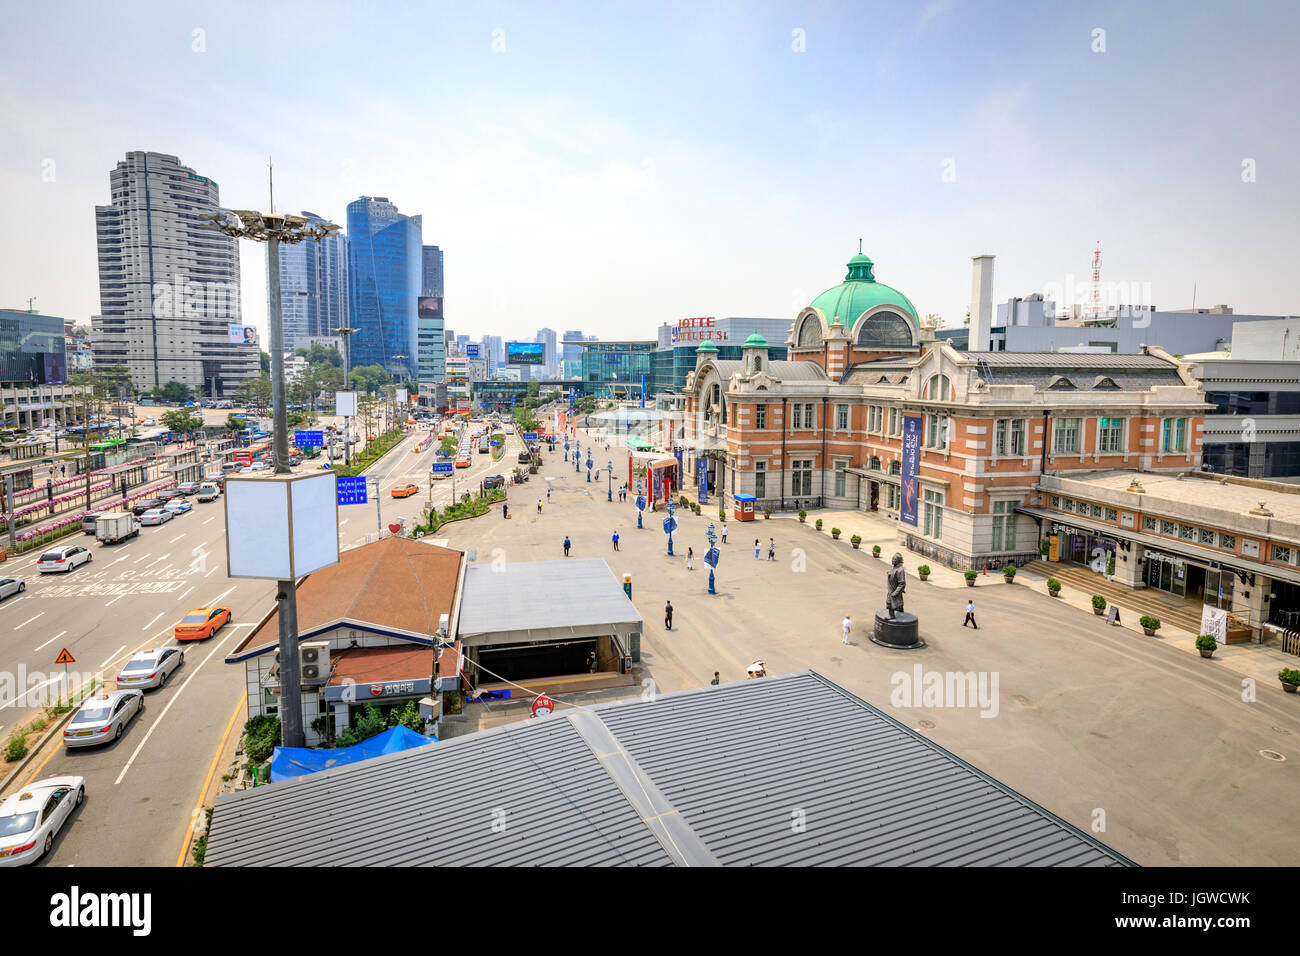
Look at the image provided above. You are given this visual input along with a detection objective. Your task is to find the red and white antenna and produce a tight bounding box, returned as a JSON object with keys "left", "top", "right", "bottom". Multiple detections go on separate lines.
{"left": 1088, "top": 241, "right": 1102, "bottom": 315}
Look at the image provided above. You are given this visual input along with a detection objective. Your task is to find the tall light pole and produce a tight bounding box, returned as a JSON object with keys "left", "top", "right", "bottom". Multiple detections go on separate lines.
{"left": 200, "top": 208, "right": 339, "bottom": 750}
{"left": 337, "top": 327, "right": 357, "bottom": 468}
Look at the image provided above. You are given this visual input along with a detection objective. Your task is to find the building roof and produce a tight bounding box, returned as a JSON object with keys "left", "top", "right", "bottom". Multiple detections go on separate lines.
{"left": 809, "top": 250, "right": 919, "bottom": 322}
{"left": 227, "top": 536, "right": 463, "bottom": 661}
{"left": 325, "top": 645, "right": 434, "bottom": 687}
{"left": 456, "top": 558, "right": 643, "bottom": 646}
{"left": 743, "top": 331, "right": 768, "bottom": 348}
{"left": 204, "top": 671, "right": 1133, "bottom": 867}
{"left": 1044, "top": 470, "right": 1300, "bottom": 527}
{"left": 706, "top": 359, "right": 828, "bottom": 383}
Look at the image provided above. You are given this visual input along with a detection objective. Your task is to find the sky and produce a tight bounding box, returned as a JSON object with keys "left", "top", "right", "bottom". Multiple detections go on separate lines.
{"left": 2, "top": 0, "right": 1298, "bottom": 343}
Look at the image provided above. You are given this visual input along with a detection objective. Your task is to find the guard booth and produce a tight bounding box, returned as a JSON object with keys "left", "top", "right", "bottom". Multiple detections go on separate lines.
{"left": 734, "top": 492, "right": 757, "bottom": 522}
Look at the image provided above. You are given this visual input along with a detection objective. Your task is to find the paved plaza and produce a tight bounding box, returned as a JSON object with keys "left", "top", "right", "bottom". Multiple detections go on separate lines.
{"left": 434, "top": 433, "right": 1300, "bottom": 867}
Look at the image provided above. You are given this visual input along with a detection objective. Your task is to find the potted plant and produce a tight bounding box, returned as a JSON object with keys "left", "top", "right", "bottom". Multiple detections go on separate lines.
{"left": 1280, "top": 668, "right": 1300, "bottom": 694}
{"left": 1196, "top": 634, "right": 1218, "bottom": 659}
{"left": 798, "top": 509, "right": 807, "bottom": 523}
{"left": 1105, "top": 554, "right": 1116, "bottom": 577}
{"left": 872, "top": 544, "right": 882, "bottom": 558}
{"left": 850, "top": 534, "right": 862, "bottom": 549}
{"left": 831, "top": 527, "right": 841, "bottom": 540}
{"left": 1002, "top": 564, "right": 1017, "bottom": 584}
{"left": 719, "top": 508, "right": 725, "bottom": 521}
{"left": 1047, "top": 578, "right": 1062, "bottom": 598}
{"left": 1039, "top": 539, "right": 1050, "bottom": 557}
{"left": 964, "top": 570, "right": 978, "bottom": 587}
{"left": 1139, "top": 615, "right": 1161, "bottom": 637}
{"left": 764, "top": 507, "right": 772, "bottom": 519}
{"left": 815, "top": 518, "right": 823, "bottom": 531}
{"left": 1091, "top": 595, "right": 1107, "bottom": 616}
{"left": 917, "top": 564, "right": 930, "bottom": 581}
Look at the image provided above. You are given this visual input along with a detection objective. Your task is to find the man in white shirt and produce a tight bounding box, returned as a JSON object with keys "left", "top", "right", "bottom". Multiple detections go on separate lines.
{"left": 842, "top": 615, "right": 852, "bottom": 645}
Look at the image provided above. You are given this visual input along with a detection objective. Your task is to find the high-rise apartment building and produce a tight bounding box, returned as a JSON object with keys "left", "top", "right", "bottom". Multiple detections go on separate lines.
{"left": 346, "top": 196, "right": 421, "bottom": 383}
{"left": 482, "top": 335, "right": 504, "bottom": 372}
{"left": 271, "top": 211, "right": 349, "bottom": 352}
{"left": 535, "top": 327, "right": 558, "bottom": 377}
{"left": 417, "top": 244, "right": 445, "bottom": 385}
{"left": 422, "top": 245, "right": 444, "bottom": 298}
{"left": 562, "top": 330, "right": 585, "bottom": 378}
{"left": 91, "top": 150, "right": 256, "bottom": 396}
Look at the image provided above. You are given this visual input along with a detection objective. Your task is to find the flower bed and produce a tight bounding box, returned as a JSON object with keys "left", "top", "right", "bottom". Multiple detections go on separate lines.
{"left": 3, "top": 481, "right": 115, "bottom": 523}
{"left": 8, "top": 479, "right": 176, "bottom": 551}
{"left": 8, "top": 457, "right": 149, "bottom": 502}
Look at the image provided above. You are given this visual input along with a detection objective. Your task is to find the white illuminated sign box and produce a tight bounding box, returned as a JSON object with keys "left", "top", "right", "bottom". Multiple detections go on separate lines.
{"left": 223, "top": 473, "right": 340, "bottom": 580}
{"left": 336, "top": 391, "right": 358, "bottom": 417}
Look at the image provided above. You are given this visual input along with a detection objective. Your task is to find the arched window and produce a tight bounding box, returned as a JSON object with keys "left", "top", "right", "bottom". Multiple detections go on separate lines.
{"left": 869, "top": 456, "right": 881, "bottom": 471}
{"left": 752, "top": 355, "right": 763, "bottom": 373}
{"left": 925, "top": 374, "right": 951, "bottom": 401}
{"left": 1092, "top": 376, "right": 1119, "bottom": 390}
{"left": 888, "top": 460, "right": 901, "bottom": 476}
{"left": 797, "top": 315, "right": 823, "bottom": 348}
{"left": 856, "top": 310, "right": 913, "bottom": 349}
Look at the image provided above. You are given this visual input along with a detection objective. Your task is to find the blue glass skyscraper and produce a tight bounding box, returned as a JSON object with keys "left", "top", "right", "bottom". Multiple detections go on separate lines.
{"left": 346, "top": 196, "right": 421, "bottom": 382}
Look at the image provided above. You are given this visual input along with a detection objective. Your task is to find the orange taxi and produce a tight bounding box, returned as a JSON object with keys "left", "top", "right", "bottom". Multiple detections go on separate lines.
{"left": 174, "top": 606, "right": 231, "bottom": 642}
{"left": 390, "top": 483, "right": 419, "bottom": 498}
{"left": 455, "top": 457, "right": 471, "bottom": 468}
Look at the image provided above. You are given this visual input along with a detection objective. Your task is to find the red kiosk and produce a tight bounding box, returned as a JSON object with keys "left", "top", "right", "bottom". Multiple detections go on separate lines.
{"left": 733, "top": 493, "right": 757, "bottom": 521}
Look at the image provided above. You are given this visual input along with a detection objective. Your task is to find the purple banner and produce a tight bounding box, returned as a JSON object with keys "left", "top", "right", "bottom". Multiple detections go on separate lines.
{"left": 697, "top": 457, "right": 708, "bottom": 505}
{"left": 900, "top": 414, "right": 921, "bottom": 527}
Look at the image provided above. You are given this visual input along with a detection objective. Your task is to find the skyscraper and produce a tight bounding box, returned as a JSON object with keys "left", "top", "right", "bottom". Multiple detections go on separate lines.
{"left": 347, "top": 196, "right": 421, "bottom": 383}
{"left": 271, "top": 211, "right": 349, "bottom": 352}
{"left": 91, "top": 150, "right": 255, "bottom": 396}
{"left": 535, "top": 327, "right": 558, "bottom": 377}
{"left": 417, "top": 244, "right": 445, "bottom": 385}
{"left": 562, "top": 330, "right": 585, "bottom": 378}
{"left": 482, "top": 335, "right": 504, "bottom": 372}
{"left": 422, "top": 245, "right": 444, "bottom": 298}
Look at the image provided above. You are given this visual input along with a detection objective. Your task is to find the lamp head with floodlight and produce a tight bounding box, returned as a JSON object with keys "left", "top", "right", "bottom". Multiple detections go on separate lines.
{"left": 199, "top": 207, "right": 339, "bottom": 245}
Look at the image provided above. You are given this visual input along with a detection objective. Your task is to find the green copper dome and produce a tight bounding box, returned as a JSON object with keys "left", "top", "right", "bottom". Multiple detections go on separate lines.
{"left": 809, "top": 250, "right": 918, "bottom": 324}
{"left": 742, "top": 331, "right": 767, "bottom": 348}
{"left": 696, "top": 339, "right": 719, "bottom": 353}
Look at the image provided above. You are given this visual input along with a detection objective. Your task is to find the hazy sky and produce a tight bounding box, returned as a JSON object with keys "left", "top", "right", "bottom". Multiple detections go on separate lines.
{"left": 2, "top": 0, "right": 1297, "bottom": 341}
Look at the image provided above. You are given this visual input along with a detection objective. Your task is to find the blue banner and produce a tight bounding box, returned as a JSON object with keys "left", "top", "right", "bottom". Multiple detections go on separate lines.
{"left": 900, "top": 414, "right": 922, "bottom": 527}
{"left": 430, "top": 462, "right": 453, "bottom": 474}
{"left": 697, "top": 457, "right": 708, "bottom": 505}
{"left": 523, "top": 432, "right": 538, "bottom": 440}
{"left": 294, "top": 430, "right": 324, "bottom": 448}
{"left": 674, "top": 447, "right": 683, "bottom": 481}
{"left": 336, "top": 476, "right": 368, "bottom": 505}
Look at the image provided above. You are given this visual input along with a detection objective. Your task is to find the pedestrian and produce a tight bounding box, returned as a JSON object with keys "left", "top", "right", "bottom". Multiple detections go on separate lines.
{"left": 546, "top": 487, "right": 551, "bottom": 501}
{"left": 537, "top": 499, "right": 542, "bottom": 513}
{"left": 767, "top": 538, "right": 775, "bottom": 561}
{"left": 721, "top": 523, "right": 728, "bottom": 544}
{"left": 710, "top": 671, "right": 720, "bottom": 685}
{"left": 612, "top": 530, "right": 620, "bottom": 551}
{"left": 503, "top": 503, "right": 510, "bottom": 519}
{"left": 842, "top": 615, "right": 853, "bottom": 645}
{"left": 963, "top": 599, "right": 978, "bottom": 629}
{"left": 754, "top": 538, "right": 760, "bottom": 559}
{"left": 563, "top": 536, "right": 571, "bottom": 556}
{"left": 664, "top": 600, "right": 673, "bottom": 630}
{"left": 587, "top": 650, "right": 598, "bottom": 673}
{"left": 686, "top": 546, "right": 694, "bottom": 570}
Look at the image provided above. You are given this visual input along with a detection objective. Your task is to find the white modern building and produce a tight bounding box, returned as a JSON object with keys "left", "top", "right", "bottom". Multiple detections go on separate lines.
{"left": 269, "top": 213, "right": 349, "bottom": 352}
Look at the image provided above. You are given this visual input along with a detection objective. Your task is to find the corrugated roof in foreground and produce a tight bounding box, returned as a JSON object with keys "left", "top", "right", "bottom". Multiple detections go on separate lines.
{"left": 205, "top": 671, "right": 1134, "bottom": 867}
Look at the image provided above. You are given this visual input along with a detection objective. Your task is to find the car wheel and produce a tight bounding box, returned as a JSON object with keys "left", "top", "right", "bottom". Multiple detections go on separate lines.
{"left": 114, "top": 724, "right": 123, "bottom": 740}
{"left": 75, "top": 786, "right": 84, "bottom": 807}
{"left": 42, "top": 833, "right": 53, "bottom": 858}
{"left": 18, "top": 582, "right": 24, "bottom": 592}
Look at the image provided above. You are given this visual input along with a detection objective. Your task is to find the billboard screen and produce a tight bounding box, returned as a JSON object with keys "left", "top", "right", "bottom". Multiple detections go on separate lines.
{"left": 899, "top": 414, "right": 922, "bottom": 527}
{"left": 507, "top": 342, "right": 544, "bottom": 365}
{"left": 417, "top": 296, "right": 441, "bottom": 319}
{"left": 229, "top": 324, "right": 258, "bottom": 345}
{"left": 465, "top": 344, "right": 480, "bottom": 358}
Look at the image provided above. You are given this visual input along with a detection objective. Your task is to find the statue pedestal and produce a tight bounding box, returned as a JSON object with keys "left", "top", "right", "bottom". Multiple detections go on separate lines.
{"left": 871, "top": 610, "right": 924, "bottom": 649}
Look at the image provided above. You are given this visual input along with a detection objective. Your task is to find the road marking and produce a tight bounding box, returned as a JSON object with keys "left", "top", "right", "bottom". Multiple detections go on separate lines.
{"left": 176, "top": 585, "right": 195, "bottom": 603}
{"left": 115, "top": 630, "right": 239, "bottom": 786}
{"left": 107, "top": 555, "right": 130, "bottom": 567}
{"left": 156, "top": 565, "right": 172, "bottom": 576}
{"left": 339, "top": 519, "right": 348, "bottom": 526}
{"left": 34, "top": 630, "right": 67, "bottom": 653}
{"left": 208, "top": 585, "right": 236, "bottom": 606}
{"left": 202, "top": 516, "right": 216, "bottom": 525}
{"left": 142, "top": 612, "right": 164, "bottom": 631}
{"left": 176, "top": 692, "right": 246, "bottom": 867}
{"left": 0, "top": 674, "right": 63, "bottom": 712}
{"left": 14, "top": 612, "right": 44, "bottom": 630}
{"left": 22, "top": 725, "right": 65, "bottom": 787}
{"left": 205, "top": 566, "right": 219, "bottom": 577}
{"left": 170, "top": 533, "right": 186, "bottom": 543}
{"left": 105, "top": 593, "right": 126, "bottom": 606}
{"left": 0, "top": 595, "right": 23, "bottom": 610}
{"left": 133, "top": 553, "right": 149, "bottom": 563}
{"left": 145, "top": 553, "right": 171, "bottom": 567}
{"left": 98, "top": 644, "right": 127, "bottom": 668}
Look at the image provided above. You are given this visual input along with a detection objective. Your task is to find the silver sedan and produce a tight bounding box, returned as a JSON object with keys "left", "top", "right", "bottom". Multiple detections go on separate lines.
{"left": 62, "top": 690, "right": 144, "bottom": 748}
{"left": 115, "top": 647, "right": 184, "bottom": 690}
{"left": 0, "top": 577, "right": 24, "bottom": 601}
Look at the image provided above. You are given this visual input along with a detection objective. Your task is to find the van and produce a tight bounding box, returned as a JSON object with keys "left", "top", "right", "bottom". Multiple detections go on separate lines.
{"left": 221, "top": 462, "right": 240, "bottom": 474}
{"left": 82, "top": 512, "right": 103, "bottom": 534}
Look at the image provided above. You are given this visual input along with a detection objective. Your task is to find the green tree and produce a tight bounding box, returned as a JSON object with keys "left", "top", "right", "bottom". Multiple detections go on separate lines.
{"left": 296, "top": 343, "right": 342, "bottom": 367}
{"left": 224, "top": 414, "right": 246, "bottom": 432}
{"left": 286, "top": 412, "right": 305, "bottom": 428}
{"left": 161, "top": 409, "right": 204, "bottom": 434}
{"left": 348, "top": 364, "right": 388, "bottom": 395}
{"left": 259, "top": 350, "right": 271, "bottom": 374}
{"left": 235, "top": 374, "right": 272, "bottom": 409}
{"left": 526, "top": 379, "right": 541, "bottom": 398}
{"left": 156, "top": 380, "right": 192, "bottom": 403}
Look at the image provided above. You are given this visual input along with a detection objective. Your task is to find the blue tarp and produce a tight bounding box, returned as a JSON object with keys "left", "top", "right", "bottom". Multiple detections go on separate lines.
{"left": 269, "top": 725, "right": 436, "bottom": 782}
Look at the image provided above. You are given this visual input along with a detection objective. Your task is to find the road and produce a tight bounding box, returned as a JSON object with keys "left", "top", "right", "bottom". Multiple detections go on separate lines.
{"left": 0, "top": 418, "right": 527, "bottom": 866}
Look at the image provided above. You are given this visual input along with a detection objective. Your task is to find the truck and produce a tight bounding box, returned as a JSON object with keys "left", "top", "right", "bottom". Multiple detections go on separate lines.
{"left": 95, "top": 511, "right": 141, "bottom": 545}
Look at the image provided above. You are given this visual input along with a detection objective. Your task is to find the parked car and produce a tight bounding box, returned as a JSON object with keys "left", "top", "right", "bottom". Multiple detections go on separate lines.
{"left": 36, "top": 545, "right": 92, "bottom": 574}
{"left": 62, "top": 690, "right": 144, "bottom": 749}
{"left": 176, "top": 481, "right": 201, "bottom": 495}
{"left": 131, "top": 498, "right": 164, "bottom": 516}
{"left": 164, "top": 498, "right": 193, "bottom": 515}
{"left": 0, "top": 576, "right": 25, "bottom": 601}
{"left": 139, "top": 508, "right": 173, "bottom": 526}
{"left": 174, "top": 606, "right": 231, "bottom": 642}
{"left": 196, "top": 482, "right": 221, "bottom": 502}
{"left": 483, "top": 475, "right": 505, "bottom": 490}
{"left": 115, "top": 647, "right": 185, "bottom": 690}
{"left": 0, "top": 776, "right": 85, "bottom": 866}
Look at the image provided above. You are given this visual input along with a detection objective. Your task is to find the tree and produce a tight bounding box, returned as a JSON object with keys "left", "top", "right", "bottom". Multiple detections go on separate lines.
{"left": 527, "top": 379, "right": 541, "bottom": 398}
{"left": 224, "top": 414, "right": 246, "bottom": 433}
{"left": 286, "top": 412, "right": 305, "bottom": 428}
{"left": 348, "top": 364, "right": 388, "bottom": 395}
{"left": 156, "top": 380, "right": 192, "bottom": 404}
{"left": 296, "top": 343, "right": 342, "bottom": 368}
{"left": 259, "top": 350, "right": 271, "bottom": 374}
{"left": 235, "top": 374, "right": 272, "bottom": 409}
{"left": 161, "top": 409, "right": 204, "bottom": 434}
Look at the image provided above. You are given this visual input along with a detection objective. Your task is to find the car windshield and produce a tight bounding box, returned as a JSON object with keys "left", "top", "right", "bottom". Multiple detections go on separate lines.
{"left": 0, "top": 812, "right": 37, "bottom": 837}
{"left": 180, "top": 614, "right": 206, "bottom": 623}
{"left": 121, "top": 659, "right": 156, "bottom": 673}
{"left": 75, "top": 706, "right": 111, "bottom": 722}
{"left": 39, "top": 551, "right": 65, "bottom": 561}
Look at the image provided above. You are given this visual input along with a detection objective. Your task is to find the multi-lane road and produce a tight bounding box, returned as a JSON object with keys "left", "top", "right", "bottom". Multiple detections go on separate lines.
{"left": 0, "top": 420, "right": 527, "bottom": 866}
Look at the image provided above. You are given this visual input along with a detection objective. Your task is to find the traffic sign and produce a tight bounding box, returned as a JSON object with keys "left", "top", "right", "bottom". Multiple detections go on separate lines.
{"left": 294, "top": 430, "right": 324, "bottom": 448}
{"left": 705, "top": 547, "right": 720, "bottom": 568}
{"left": 336, "top": 476, "right": 368, "bottom": 505}
{"left": 55, "top": 648, "right": 76, "bottom": 664}
{"left": 635, "top": 495, "right": 646, "bottom": 511}
{"left": 531, "top": 693, "right": 555, "bottom": 718}
{"left": 662, "top": 516, "right": 678, "bottom": 534}
{"left": 523, "top": 432, "right": 538, "bottom": 440}
{"left": 430, "top": 462, "right": 454, "bottom": 474}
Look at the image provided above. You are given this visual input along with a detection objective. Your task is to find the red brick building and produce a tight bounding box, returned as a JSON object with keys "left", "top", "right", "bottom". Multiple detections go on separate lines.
{"left": 682, "top": 250, "right": 1210, "bottom": 569}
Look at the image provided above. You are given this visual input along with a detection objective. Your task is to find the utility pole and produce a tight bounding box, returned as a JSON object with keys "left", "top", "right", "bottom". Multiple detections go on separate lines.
{"left": 338, "top": 327, "right": 356, "bottom": 469}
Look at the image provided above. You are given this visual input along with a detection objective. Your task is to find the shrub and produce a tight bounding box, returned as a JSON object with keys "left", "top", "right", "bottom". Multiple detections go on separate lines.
{"left": 1106, "top": 554, "right": 1116, "bottom": 575}
{"left": 831, "top": 527, "right": 841, "bottom": 536}
{"left": 764, "top": 507, "right": 772, "bottom": 517}
{"left": 4, "top": 735, "right": 27, "bottom": 763}
{"left": 1139, "top": 615, "right": 1161, "bottom": 631}
{"left": 850, "top": 534, "right": 862, "bottom": 545}
{"left": 242, "top": 715, "right": 281, "bottom": 765}
{"left": 964, "top": 570, "right": 978, "bottom": 581}
{"left": 1196, "top": 634, "right": 1218, "bottom": 651}
{"left": 872, "top": 544, "right": 881, "bottom": 555}
{"left": 918, "top": 564, "right": 931, "bottom": 575}
{"left": 815, "top": 518, "right": 823, "bottom": 529}
{"left": 1279, "top": 668, "right": 1300, "bottom": 686}
{"left": 1046, "top": 578, "right": 1062, "bottom": 592}
{"left": 1001, "top": 564, "right": 1017, "bottom": 577}
{"left": 1091, "top": 594, "right": 1107, "bottom": 610}
{"left": 1039, "top": 539, "right": 1050, "bottom": 555}
{"left": 798, "top": 509, "right": 807, "bottom": 518}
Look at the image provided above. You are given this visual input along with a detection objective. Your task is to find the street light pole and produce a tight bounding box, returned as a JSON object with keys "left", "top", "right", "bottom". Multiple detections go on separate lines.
{"left": 338, "top": 327, "right": 356, "bottom": 469}
{"left": 607, "top": 459, "right": 612, "bottom": 502}
{"left": 267, "top": 234, "right": 291, "bottom": 474}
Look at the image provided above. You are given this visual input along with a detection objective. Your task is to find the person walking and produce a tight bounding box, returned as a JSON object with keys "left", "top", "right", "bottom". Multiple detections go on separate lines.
{"left": 710, "top": 671, "right": 720, "bottom": 686}
{"left": 721, "top": 523, "right": 728, "bottom": 544}
{"left": 587, "top": 650, "right": 598, "bottom": 673}
{"left": 537, "top": 499, "right": 542, "bottom": 514}
{"left": 754, "top": 538, "right": 761, "bottom": 559}
{"left": 612, "top": 530, "right": 620, "bottom": 552}
{"left": 546, "top": 487, "right": 551, "bottom": 502}
{"left": 842, "top": 615, "right": 853, "bottom": 645}
{"left": 686, "top": 546, "right": 694, "bottom": 570}
{"left": 664, "top": 600, "right": 673, "bottom": 631}
{"left": 767, "top": 538, "right": 776, "bottom": 561}
{"left": 963, "top": 599, "right": 978, "bottom": 629}
{"left": 563, "top": 536, "right": 571, "bottom": 557}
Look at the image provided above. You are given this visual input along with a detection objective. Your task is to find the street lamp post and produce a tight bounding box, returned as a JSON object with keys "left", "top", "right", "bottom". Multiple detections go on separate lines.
{"left": 705, "top": 522, "right": 718, "bottom": 595}
{"left": 636, "top": 473, "right": 644, "bottom": 529}
{"left": 200, "top": 207, "right": 340, "bottom": 751}
{"left": 337, "top": 327, "right": 357, "bottom": 469}
{"left": 665, "top": 495, "right": 677, "bottom": 556}
{"left": 607, "top": 459, "right": 613, "bottom": 502}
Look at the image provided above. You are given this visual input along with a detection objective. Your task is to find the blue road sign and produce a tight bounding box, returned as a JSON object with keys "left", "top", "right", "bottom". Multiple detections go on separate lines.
{"left": 523, "top": 432, "right": 538, "bottom": 440}
{"left": 635, "top": 495, "right": 646, "bottom": 511}
{"left": 430, "top": 462, "right": 454, "bottom": 474}
{"left": 662, "top": 516, "right": 678, "bottom": 534}
{"left": 336, "top": 476, "right": 368, "bottom": 505}
{"left": 294, "top": 430, "right": 325, "bottom": 447}
{"left": 705, "top": 547, "right": 720, "bottom": 568}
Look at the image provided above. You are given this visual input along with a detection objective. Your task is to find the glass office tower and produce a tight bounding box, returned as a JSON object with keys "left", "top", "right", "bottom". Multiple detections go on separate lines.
{"left": 346, "top": 197, "right": 422, "bottom": 382}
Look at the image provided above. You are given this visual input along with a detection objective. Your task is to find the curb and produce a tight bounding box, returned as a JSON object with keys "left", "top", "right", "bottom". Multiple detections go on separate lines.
{"left": 0, "top": 705, "right": 79, "bottom": 795}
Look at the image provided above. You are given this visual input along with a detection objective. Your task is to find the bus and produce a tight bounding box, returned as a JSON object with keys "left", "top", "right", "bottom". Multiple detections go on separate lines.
{"left": 230, "top": 441, "right": 270, "bottom": 467}
{"left": 90, "top": 438, "right": 128, "bottom": 453}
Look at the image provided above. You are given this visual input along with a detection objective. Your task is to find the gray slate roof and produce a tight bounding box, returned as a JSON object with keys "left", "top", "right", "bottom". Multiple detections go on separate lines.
{"left": 707, "top": 359, "right": 829, "bottom": 382}
{"left": 205, "top": 672, "right": 1132, "bottom": 867}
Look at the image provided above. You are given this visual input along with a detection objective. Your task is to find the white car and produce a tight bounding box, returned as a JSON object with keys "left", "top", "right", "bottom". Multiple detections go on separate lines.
{"left": 164, "top": 499, "right": 193, "bottom": 515}
{"left": 62, "top": 690, "right": 144, "bottom": 749}
{"left": 139, "top": 507, "right": 173, "bottom": 526}
{"left": 0, "top": 776, "right": 85, "bottom": 866}
{"left": 0, "top": 576, "right": 24, "bottom": 601}
{"left": 115, "top": 647, "right": 184, "bottom": 690}
{"left": 36, "top": 545, "right": 92, "bottom": 573}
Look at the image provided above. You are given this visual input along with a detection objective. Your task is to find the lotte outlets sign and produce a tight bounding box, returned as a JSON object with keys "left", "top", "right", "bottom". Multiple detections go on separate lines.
{"left": 671, "top": 317, "right": 727, "bottom": 343}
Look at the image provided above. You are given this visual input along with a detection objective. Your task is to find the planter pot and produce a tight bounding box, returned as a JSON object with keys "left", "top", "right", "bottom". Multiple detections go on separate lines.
{"left": 1049, "top": 590, "right": 1062, "bottom": 598}
{"left": 1142, "top": 627, "right": 1157, "bottom": 637}
{"left": 872, "top": 552, "right": 882, "bottom": 559}
{"left": 1283, "top": 681, "right": 1299, "bottom": 694}
{"left": 965, "top": 579, "right": 975, "bottom": 588}
{"left": 918, "top": 573, "right": 929, "bottom": 582}
{"left": 1093, "top": 607, "right": 1104, "bottom": 616}
{"left": 831, "top": 533, "right": 840, "bottom": 540}
{"left": 1003, "top": 575, "right": 1015, "bottom": 584}
{"left": 799, "top": 516, "right": 806, "bottom": 523}
{"left": 1199, "top": 649, "right": 1215, "bottom": 659}
{"left": 851, "top": 542, "right": 860, "bottom": 549}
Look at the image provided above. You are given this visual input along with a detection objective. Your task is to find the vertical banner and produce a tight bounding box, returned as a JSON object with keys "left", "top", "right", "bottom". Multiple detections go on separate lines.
{"left": 652, "top": 466, "right": 662, "bottom": 501}
{"left": 697, "top": 457, "right": 708, "bottom": 505}
{"left": 900, "top": 414, "right": 922, "bottom": 527}
{"left": 674, "top": 447, "right": 684, "bottom": 489}
{"left": 628, "top": 454, "right": 633, "bottom": 490}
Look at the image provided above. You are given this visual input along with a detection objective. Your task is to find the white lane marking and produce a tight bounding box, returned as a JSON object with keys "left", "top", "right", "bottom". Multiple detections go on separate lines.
{"left": 14, "top": 612, "right": 44, "bottom": 630}
{"left": 156, "top": 565, "right": 172, "bottom": 576}
{"left": 107, "top": 555, "right": 130, "bottom": 567}
{"left": 105, "top": 593, "right": 128, "bottom": 606}
{"left": 170, "top": 533, "right": 186, "bottom": 543}
{"left": 34, "top": 630, "right": 67, "bottom": 653}
{"left": 114, "top": 629, "right": 240, "bottom": 786}
{"left": 98, "top": 644, "right": 127, "bottom": 668}
{"left": 132, "top": 553, "right": 149, "bottom": 563}
{"left": 175, "top": 585, "right": 195, "bottom": 603}
{"left": 205, "top": 566, "right": 219, "bottom": 577}
{"left": 0, "top": 674, "right": 64, "bottom": 711}
{"left": 0, "top": 595, "right": 23, "bottom": 610}
{"left": 339, "top": 519, "right": 348, "bottom": 526}
{"left": 202, "top": 516, "right": 216, "bottom": 525}
{"left": 141, "top": 612, "right": 164, "bottom": 631}
{"left": 208, "top": 585, "right": 236, "bottom": 606}
{"left": 145, "top": 553, "right": 171, "bottom": 567}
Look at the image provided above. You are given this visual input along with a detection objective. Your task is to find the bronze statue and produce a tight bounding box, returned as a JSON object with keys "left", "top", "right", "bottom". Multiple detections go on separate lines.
{"left": 886, "top": 552, "right": 906, "bottom": 618}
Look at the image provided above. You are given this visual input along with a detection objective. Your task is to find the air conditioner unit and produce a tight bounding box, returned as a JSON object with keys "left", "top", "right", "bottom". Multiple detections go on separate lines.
{"left": 299, "top": 641, "right": 330, "bottom": 684}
